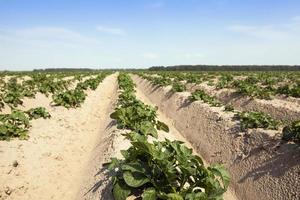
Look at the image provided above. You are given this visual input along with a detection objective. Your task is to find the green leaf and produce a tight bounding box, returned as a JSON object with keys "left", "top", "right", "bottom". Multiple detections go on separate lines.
{"left": 110, "top": 110, "right": 120, "bottom": 119}
{"left": 106, "top": 157, "right": 120, "bottom": 171}
{"left": 123, "top": 171, "right": 149, "bottom": 188}
{"left": 208, "top": 164, "right": 230, "bottom": 189}
{"left": 139, "top": 121, "right": 158, "bottom": 138}
{"left": 142, "top": 188, "right": 157, "bottom": 200}
{"left": 156, "top": 120, "right": 169, "bottom": 132}
{"left": 113, "top": 181, "right": 131, "bottom": 200}
{"left": 121, "top": 162, "right": 147, "bottom": 173}
{"left": 166, "top": 193, "right": 184, "bottom": 200}
{"left": 185, "top": 192, "right": 207, "bottom": 200}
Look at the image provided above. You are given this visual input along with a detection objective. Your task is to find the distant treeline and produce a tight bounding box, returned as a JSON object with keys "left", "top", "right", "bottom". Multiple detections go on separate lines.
{"left": 33, "top": 68, "right": 143, "bottom": 72}
{"left": 149, "top": 65, "right": 300, "bottom": 71}
{"left": 33, "top": 68, "right": 96, "bottom": 72}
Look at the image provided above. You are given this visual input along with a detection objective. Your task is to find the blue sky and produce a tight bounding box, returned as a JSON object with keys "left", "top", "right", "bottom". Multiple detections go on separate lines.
{"left": 0, "top": 0, "right": 300, "bottom": 70}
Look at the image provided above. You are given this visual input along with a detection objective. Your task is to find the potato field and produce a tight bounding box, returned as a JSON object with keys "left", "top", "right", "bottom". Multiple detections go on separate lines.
{"left": 0, "top": 71, "right": 299, "bottom": 200}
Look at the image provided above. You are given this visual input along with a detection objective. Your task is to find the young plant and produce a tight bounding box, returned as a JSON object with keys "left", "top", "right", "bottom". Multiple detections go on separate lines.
{"left": 189, "top": 89, "right": 221, "bottom": 107}
{"left": 111, "top": 73, "right": 169, "bottom": 138}
{"left": 110, "top": 99, "right": 168, "bottom": 138}
{"left": 108, "top": 134, "right": 230, "bottom": 200}
{"left": 216, "top": 74, "right": 233, "bottom": 89}
{"left": 52, "top": 88, "right": 86, "bottom": 108}
{"left": 233, "top": 80, "right": 273, "bottom": 100}
{"left": 3, "top": 89, "right": 23, "bottom": 108}
{"left": 108, "top": 73, "right": 230, "bottom": 200}
{"left": 282, "top": 120, "right": 300, "bottom": 144}
{"left": 235, "top": 111, "right": 279, "bottom": 130}
{"left": 172, "top": 81, "right": 186, "bottom": 92}
{"left": 0, "top": 110, "right": 30, "bottom": 140}
{"left": 25, "top": 107, "right": 51, "bottom": 120}
{"left": 277, "top": 84, "right": 300, "bottom": 98}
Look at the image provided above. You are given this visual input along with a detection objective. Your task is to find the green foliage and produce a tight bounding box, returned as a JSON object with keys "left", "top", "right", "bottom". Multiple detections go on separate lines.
{"left": 277, "top": 84, "right": 300, "bottom": 98}
{"left": 3, "top": 90, "right": 23, "bottom": 107}
{"left": 52, "top": 88, "right": 86, "bottom": 108}
{"left": 216, "top": 74, "right": 233, "bottom": 89}
{"left": 108, "top": 135, "right": 230, "bottom": 200}
{"left": 282, "top": 120, "right": 300, "bottom": 144}
{"left": 233, "top": 80, "right": 274, "bottom": 100}
{"left": 22, "top": 79, "right": 37, "bottom": 98}
{"left": 2, "top": 78, "right": 24, "bottom": 107}
{"left": 235, "top": 111, "right": 279, "bottom": 130}
{"left": 144, "top": 76, "right": 172, "bottom": 87}
{"left": 76, "top": 74, "right": 105, "bottom": 91}
{"left": 0, "top": 72, "right": 110, "bottom": 140}
{"left": 110, "top": 100, "right": 164, "bottom": 138}
{"left": 25, "top": 107, "right": 51, "bottom": 120}
{"left": 108, "top": 73, "right": 229, "bottom": 200}
{"left": 118, "top": 74, "right": 136, "bottom": 91}
{"left": 0, "top": 107, "right": 51, "bottom": 140}
{"left": 189, "top": 89, "right": 221, "bottom": 107}
{"left": 172, "top": 82, "right": 186, "bottom": 92}
{"left": 37, "top": 78, "right": 69, "bottom": 96}
{"left": 0, "top": 110, "right": 30, "bottom": 140}
{"left": 111, "top": 73, "right": 169, "bottom": 138}
{"left": 137, "top": 71, "right": 300, "bottom": 99}
{"left": 0, "top": 71, "right": 110, "bottom": 109}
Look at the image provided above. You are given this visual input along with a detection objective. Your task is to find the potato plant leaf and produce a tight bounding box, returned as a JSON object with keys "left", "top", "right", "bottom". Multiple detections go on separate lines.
{"left": 142, "top": 188, "right": 157, "bottom": 200}
{"left": 123, "top": 171, "right": 150, "bottom": 188}
{"left": 156, "top": 120, "right": 169, "bottom": 132}
{"left": 113, "top": 181, "right": 131, "bottom": 200}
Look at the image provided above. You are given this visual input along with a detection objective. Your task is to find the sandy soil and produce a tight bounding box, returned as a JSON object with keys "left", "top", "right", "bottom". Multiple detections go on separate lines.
{"left": 185, "top": 82, "right": 300, "bottom": 122}
{"left": 133, "top": 80, "right": 238, "bottom": 200}
{"left": 133, "top": 75, "right": 300, "bottom": 200}
{"left": 2, "top": 72, "right": 296, "bottom": 200}
{"left": 0, "top": 74, "right": 118, "bottom": 200}
{"left": 77, "top": 76, "right": 238, "bottom": 200}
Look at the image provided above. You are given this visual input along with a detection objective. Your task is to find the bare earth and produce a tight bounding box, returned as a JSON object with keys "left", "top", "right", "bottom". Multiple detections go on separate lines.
{"left": 0, "top": 74, "right": 118, "bottom": 200}
{"left": 133, "top": 81, "right": 238, "bottom": 200}
{"left": 0, "top": 73, "right": 239, "bottom": 200}
{"left": 3, "top": 72, "right": 297, "bottom": 200}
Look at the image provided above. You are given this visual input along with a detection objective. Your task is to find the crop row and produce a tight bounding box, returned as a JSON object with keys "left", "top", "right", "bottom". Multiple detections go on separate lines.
{"left": 106, "top": 73, "right": 230, "bottom": 200}
{"left": 0, "top": 72, "right": 111, "bottom": 109}
{"left": 140, "top": 71, "right": 300, "bottom": 99}
{"left": 0, "top": 72, "right": 111, "bottom": 140}
{"left": 137, "top": 72, "right": 300, "bottom": 145}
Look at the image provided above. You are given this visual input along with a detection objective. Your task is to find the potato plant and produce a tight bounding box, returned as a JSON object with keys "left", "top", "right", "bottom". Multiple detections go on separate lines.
{"left": 108, "top": 73, "right": 230, "bottom": 200}
{"left": 235, "top": 111, "right": 279, "bottom": 130}
{"left": 0, "top": 110, "right": 30, "bottom": 140}
{"left": 52, "top": 88, "right": 86, "bottom": 108}
{"left": 171, "top": 81, "right": 186, "bottom": 92}
{"left": 139, "top": 71, "right": 300, "bottom": 99}
{"left": 189, "top": 89, "right": 221, "bottom": 107}
{"left": 109, "top": 134, "right": 229, "bottom": 200}
{"left": 25, "top": 107, "right": 51, "bottom": 120}
{"left": 282, "top": 120, "right": 300, "bottom": 144}
{"left": 0, "top": 107, "right": 51, "bottom": 140}
{"left": 0, "top": 71, "right": 111, "bottom": 140}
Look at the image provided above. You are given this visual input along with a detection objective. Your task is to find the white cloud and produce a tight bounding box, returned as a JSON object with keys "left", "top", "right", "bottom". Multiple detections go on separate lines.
{"left": 0, "top": 26, "right": 98, "bottom": 46}
{"left": 291, "top": 16, "right": 300, "bottom": 22}
{"left": 227, "top": 16, "right": 300, "bottom": 40}
{"left": 228, "top": 25, "right": 288, "bottom": 40}
{"left": 142, "top": 53, "right": 158, "bottom": 59}
{"left": 96, "top": 25, "right": 126, "bottom": 36}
